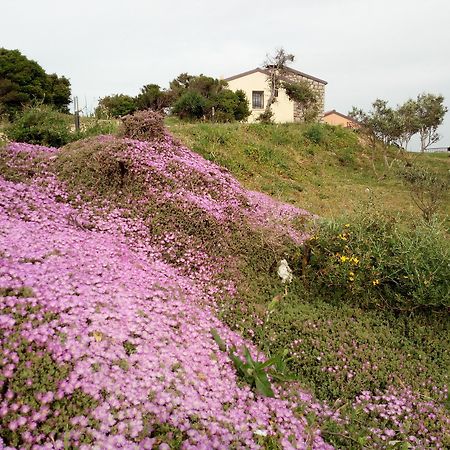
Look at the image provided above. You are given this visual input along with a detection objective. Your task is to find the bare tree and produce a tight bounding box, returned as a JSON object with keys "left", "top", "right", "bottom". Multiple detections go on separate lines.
{"left": 259, "top": 48, "right": 295, "bottom": 123}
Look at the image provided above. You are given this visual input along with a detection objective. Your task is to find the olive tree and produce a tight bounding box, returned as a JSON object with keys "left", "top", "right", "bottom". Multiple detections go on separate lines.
{"left": 415, "top": 93, "right": 447, "bottom": 152}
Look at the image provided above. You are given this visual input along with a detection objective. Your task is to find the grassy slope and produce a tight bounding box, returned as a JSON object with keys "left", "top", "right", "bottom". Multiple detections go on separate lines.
{"left": 168, "top": 119, "right": 449, "bottom": 221}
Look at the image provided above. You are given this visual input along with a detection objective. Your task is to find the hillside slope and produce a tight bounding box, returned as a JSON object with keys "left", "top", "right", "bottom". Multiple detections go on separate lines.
{"left": 0, "top": 137, "right": 334, "bottom": 449}
{"left": 168, "top": 121, "right": 450, "bottom": 220}
{"left": 0, "top": 126, "right": 448, "bottom": 449}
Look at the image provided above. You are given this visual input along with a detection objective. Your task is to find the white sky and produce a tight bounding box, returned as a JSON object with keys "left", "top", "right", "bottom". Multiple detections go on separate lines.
{"left": 1, "top": 0, "right": 449, "bottom": 149}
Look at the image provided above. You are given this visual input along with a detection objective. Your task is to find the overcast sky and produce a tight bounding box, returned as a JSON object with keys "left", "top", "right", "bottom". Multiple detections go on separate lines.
{"left": 2, "top": 0, "right": 449, "bottom": 149}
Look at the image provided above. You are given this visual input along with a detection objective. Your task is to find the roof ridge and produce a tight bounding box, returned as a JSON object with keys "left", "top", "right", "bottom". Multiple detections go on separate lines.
{"left": 225, "top": 66, "right": 327, "bottom": 85}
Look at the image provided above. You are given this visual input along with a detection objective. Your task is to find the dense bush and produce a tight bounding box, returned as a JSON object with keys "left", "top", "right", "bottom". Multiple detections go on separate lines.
{"left": 0, "top": 48, "right": 71, "bottom": 118}
{"left": 211, "top": 89, "right": 250, "bottom": 123}
{"left": 303, "top": 122, "right": 325, "bottom": 144}
{"left": 135, "top": 84, "right": 170, "bottom": 111}
{"left": 232, "top": 90, "right": 251, "bottom": 122}
{"left": 5, "top": 105, "right": 71, "bottom": 147}
{"left": 169, "top": 73, "right": 250, "bottom": 122}
{"left": 301, "top": 205, "right": 450, "bottom": 311}
{"left": 120, "top": 109, "right": 165, "bottom": 141}
{"left": 171, "top": 91, "right": 207, "bottom": 120}
{"left": 95, "top": 94, "right": 137, "bottom": 118}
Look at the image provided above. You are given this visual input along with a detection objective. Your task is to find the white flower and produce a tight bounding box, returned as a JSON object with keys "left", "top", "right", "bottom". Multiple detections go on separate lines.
{"left": 254, "top": 429, "right": 268, "bottom": 437}
{"left": 277, "top": 259, "right": 293, "bottom": 284}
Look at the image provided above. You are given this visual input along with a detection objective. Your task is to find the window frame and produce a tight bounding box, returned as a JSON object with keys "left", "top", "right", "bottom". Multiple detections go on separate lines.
{"left": 252, "top": 91, "right": 264, "bottom": 109}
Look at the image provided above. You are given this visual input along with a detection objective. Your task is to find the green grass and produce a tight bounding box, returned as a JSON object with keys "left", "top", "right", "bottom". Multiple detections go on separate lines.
{"left": 168, "top": 119, "right": 449, "bottom": 222}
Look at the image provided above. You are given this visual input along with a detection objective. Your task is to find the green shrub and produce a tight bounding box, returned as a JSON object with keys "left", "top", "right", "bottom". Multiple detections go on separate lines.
{"left": 95, "top": 94, "right": 137, "bottom": 118}
{"left": 5, "top": 105, "right": 71, "bottom": 147}
{"left": 172, "top": 91, "right": 207, "bottom": 120}
{"left": 78, "top": 119, "right": 120, "bottom": 138}
{"left": 283, "top": 80, "right": 318, "bottom": 122}
{"left": 397, "top": 162, "right": 449, "bottom": 222}
{"left": 256, "top": 109, "right": 274, "bottom": 124}
{"left": 208, "top": 90, "right": 251, "bottom": 123}
{"left": 303, "top": 123, "right": 325, "bottom": 144}
{"left": 120, "top": 109, "right": 165, "bottom": 141}
{"left": 233, "top": 90, "right": 251, "bottom": 122}
{"left": 302, "top": 206, "right": 450, "bottom": 312}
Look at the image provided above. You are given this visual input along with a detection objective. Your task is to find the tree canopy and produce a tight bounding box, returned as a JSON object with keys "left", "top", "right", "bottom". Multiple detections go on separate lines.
{"left": 97, "top": 73, "right": 249, "bottom": 123}
{"left": 349, "top": 94, "right": 447, "bottom": 152}
{"left": 136, "top": 84, "right": 170, "bottom": 111}
{"left": 95, "top": 94, "right": 137, "bottom": 118}
{"left": 0, "top": 48, "right": 72, "bottom": 117}
{"left": 169, "top": 73, "right": 250, "bottom": 122}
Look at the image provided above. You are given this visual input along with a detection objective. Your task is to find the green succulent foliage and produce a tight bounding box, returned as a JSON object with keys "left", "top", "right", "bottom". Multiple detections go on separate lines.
{"left": 211, "top": 328, "right": 294, "bottom": 397}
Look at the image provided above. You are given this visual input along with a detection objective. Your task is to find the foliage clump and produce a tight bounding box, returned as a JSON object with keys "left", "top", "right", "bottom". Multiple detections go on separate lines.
{"left": 120, "top": 109, "right": 165, "bottom": 141}
{"left": 350, "top": 93, "right": 447, "bottom": 151}
{"left": 283, "top": 80, "right": 318, "bottom": 122}
{"left": 170, "top": 73, "right": 250, "bottom": 122}
{"left": 301, "top": 205, "right": 450, "bottom": 312}
{"left": 172, "top": 91, "right": 208, "bottom": 120}
{"left": 5, "top": 105, "right": 71, "bottom": 147}
{"left": 397, "top": 161, "right": 449, "bottom": 222}
{"left": 0, "top": 48, "right": 71, "bottom": 118}
{"left": 95, "top": 94, "right": 137, "bottom": 118}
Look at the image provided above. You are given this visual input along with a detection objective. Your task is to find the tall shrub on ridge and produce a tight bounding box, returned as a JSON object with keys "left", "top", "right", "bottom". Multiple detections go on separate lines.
{"left": 5, "top": 105, "right": 71, "bottom": 147}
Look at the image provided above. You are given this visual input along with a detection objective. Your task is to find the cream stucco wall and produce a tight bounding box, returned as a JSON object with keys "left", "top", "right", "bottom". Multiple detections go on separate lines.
{"left": 322, "top": 112, "right": 359, "bottom": 129}
{"left": 226, "top": 71, "right": 294, "bottom": 123}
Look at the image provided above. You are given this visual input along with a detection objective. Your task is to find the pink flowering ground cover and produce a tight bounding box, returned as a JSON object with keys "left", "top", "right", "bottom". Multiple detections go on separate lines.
{"left": 0, "top": 140, "right": 332, "bottom": 449}
{"left": 1, "top": 134, "right": 448, "bottom": 449}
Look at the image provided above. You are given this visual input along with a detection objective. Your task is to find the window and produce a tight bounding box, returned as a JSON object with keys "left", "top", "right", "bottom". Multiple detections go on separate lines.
{"left": 252, "top": 91, "right": 264, "bottom": 109}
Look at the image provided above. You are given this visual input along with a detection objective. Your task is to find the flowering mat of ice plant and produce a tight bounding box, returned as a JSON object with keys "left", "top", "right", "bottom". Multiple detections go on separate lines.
{"left": 0, "top": 138, "right": 335, "bottom": 449}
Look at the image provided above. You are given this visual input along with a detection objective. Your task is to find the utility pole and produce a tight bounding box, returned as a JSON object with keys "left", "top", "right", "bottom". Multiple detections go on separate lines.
{"left": 73, "top": 96, "right": 80, "bottom": 132}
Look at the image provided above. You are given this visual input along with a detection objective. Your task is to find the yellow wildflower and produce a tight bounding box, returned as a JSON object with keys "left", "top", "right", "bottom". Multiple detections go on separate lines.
{"left": 372, "top": 279, "right": 380, "bottom": 286}
{"left": 350, "top": 256, "right": 359, "bottom": 265}
{"left": 344, "top": 224, "right": 350, "bottom": 228}
{"left": 339, "top": 255, "right": 349, "bottom": 263}
{"left": 92, "top": 331, "right": 103, "bottom": 342}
